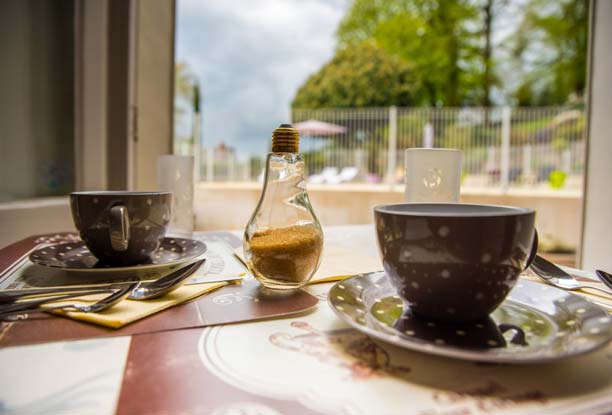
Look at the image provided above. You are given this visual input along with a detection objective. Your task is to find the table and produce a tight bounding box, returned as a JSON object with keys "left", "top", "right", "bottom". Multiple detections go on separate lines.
{"left": 1, "top": 225, "right": 612, "bottom": 415}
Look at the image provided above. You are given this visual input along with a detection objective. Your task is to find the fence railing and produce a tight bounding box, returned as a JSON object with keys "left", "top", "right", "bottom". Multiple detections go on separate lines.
{"left": 183, "top": 106, "right": 585, "bottom": 192}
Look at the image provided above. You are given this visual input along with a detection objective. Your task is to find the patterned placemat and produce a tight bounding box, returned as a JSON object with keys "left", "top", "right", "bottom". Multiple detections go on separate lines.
{"left": 114, "top": 282, "right": 612, "bottom": 415}
{"left": 0, "top": 232, "right": 318, "bottom": 347}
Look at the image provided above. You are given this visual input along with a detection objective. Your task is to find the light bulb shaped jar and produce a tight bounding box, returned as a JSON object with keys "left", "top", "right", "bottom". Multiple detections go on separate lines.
{"left": 243, "top": 124, "right": 324, "bottom": 289}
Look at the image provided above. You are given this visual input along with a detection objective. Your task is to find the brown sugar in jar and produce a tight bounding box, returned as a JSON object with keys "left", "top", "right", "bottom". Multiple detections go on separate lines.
{"left": 246, "top": 225, "right": 323, "bottom": 289}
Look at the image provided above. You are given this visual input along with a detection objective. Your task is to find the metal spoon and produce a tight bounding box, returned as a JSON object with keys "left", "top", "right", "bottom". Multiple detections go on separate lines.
{"left": 1, "top": 259, "right": 207, "bottom": 305}
{"left": 531, "top": 255, "right": 612, "bottom": 296}
{"left": 0, "top": 282, "right": 139, "bottom": 318}
{"left": 596, "top": 269, "right": 612, "bottom": 291}
{"left": 0, "top": 283, "right": 135, "bottom": 304}
{"left": 0, "top": 259, "right": 207, "bottom": 314}
{"left": 128, "top": 258, "right": 205, "bottom": 300}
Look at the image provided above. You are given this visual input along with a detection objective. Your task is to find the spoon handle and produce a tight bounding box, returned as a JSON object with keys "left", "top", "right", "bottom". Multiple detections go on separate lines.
{"left": 0, "top": 290, "right": 116, "bottom": 314}
{"left": 0, "top": 285, "right": 128, "bottom": 304}
{"left": 581, "top": 284, "right": 612, "bottom": 296}
{"left": 596, "top": 270, "right": 612, "bottom": 291}
{"left": 0, "top": 284, "right": 136, "bottom": 318}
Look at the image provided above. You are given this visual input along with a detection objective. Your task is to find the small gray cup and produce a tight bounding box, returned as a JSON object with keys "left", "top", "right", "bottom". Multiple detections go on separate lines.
{"left": 70, "top": 191, "right": 172, "bottom": 265}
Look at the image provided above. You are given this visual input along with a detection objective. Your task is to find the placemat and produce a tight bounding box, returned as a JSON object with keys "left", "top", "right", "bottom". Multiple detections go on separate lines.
{"left": 114, "top": 282, "right": 612, "bottom": 415}
{"left": 0, "top": 232, "right": 318, "bottom": 347}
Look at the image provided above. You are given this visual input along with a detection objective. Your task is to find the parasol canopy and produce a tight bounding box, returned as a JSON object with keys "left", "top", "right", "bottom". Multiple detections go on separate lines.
{"left": 293, "top": 119, "right": 347, "bottom": 136}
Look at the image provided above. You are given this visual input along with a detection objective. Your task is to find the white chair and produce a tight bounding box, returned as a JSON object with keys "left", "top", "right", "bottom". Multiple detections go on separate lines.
{"left": 308, "top": 167, "right": 339, "bottom": 184}
{"left": 257, "top": 168, "right": 265, "bottom": 183}
{"left": 326, "top": 166, "right": 359, "bottom": 184}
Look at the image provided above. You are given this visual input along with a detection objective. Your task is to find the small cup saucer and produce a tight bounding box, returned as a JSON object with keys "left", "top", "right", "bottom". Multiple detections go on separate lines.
{"left": 329, "top": 271, "right": 612, "bottom": 364}
{"left": 28, "top": 237, "right": 207, "bottom": 274}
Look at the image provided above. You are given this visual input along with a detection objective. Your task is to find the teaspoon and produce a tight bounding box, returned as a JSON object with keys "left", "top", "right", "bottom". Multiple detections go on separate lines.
{"left": 1, "top": 259, "right": 207, "bottom": 310}
{"left": 128, "top": 258, "right": 206, "bottom": 300}
{"left": 595, "top": 269, "right": 612, "bottom": 292}
{"left": 531, "top": 255, "right": 612, "bottom": 296}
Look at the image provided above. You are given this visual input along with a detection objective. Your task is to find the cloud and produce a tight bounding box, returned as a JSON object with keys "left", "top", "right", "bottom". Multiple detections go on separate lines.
{"left": 176, "top": 0, "right": 349, "bottom": 156}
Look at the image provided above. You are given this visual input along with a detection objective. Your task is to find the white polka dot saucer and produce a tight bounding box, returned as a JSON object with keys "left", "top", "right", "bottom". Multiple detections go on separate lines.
{"left": 328, "top": 271, "right": 612, "bottom": 364}
{"left": 29, "top": 237, "right": 207, "bottom": 273}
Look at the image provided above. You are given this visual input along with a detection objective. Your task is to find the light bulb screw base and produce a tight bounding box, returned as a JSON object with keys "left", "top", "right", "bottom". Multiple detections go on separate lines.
{"left": 272, "top": 124, "right": 299, "bottom": 153}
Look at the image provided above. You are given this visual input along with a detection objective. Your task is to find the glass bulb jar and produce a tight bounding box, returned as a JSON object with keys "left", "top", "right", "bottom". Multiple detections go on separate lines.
{"left": 243, "top": 125, "right": 323, "bottom": 289}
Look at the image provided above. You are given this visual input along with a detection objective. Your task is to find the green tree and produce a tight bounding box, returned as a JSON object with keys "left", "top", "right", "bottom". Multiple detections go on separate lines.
{"left": 175, "top": 62, "right": 197, "bottom": 116}
{"left": 174, "top": 62, "right": 199, "bottom": 144}
{"left": 292, "top": 43, "right": 415, "bottom": 109}
{"left": 294, "top": 0, "right": 588, "bottom": 109}
{"left": 337, "top": 0, "right": 482, "bottom": 106}
{"left": 480, "top": 0, "right": 503, "bottom": 108}
{"left": 511, "top": 0, "right": 588, "bottom": 105}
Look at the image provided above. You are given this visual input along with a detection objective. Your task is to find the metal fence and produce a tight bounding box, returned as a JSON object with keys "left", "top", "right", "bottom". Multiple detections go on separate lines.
{"left": 193, "top": 106, "right": 586, "bottom": 191}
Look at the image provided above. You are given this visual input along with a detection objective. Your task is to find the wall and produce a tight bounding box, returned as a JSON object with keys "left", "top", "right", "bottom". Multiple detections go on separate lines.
{"left": 194, "top": 183, "right": 582, "bottom": 248}
{"left": 581, "top": 0, "right": 612, "bottom": 271}
{"left": 133, "top": 0, "right": 175, "bottom": 190}
{"left": 0, "top": 198, "right": 74, "bottom": 248}
{"left": 0, "top": 1, "right": 75, "bottom": 201}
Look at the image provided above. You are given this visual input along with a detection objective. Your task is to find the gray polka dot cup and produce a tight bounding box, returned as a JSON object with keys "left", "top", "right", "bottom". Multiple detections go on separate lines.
{"left": 374, "top": 203, "right": 538, "bottom": 322}
{"left": 70, "top": 191, "right": 172, "bottom": 265}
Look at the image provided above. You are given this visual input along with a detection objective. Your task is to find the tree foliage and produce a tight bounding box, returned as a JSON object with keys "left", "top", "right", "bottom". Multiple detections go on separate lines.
{"left": 337, "top": 0, "right": 483, "bottom": 107}
{"left": 174, "top": 62, "right": 198, "bottom": 143}
{"left": 292, "top": 43, "right": 415, "bottom": 109}
{"left": 292, "top": 0, "right": 588, "bottom": 108}
{"left": 175, "top": 62, "right": 197, "bottom": 115}
{"left": 510, "top": 0, "right": 588, "bottom": 105}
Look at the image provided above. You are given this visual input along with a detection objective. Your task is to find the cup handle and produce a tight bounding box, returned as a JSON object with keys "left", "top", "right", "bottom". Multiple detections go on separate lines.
{"left": 110, "top": 205, "right": 130, "bottom": 251}
{"left": 523, "top": 229, "right": 539, "bottom": 271}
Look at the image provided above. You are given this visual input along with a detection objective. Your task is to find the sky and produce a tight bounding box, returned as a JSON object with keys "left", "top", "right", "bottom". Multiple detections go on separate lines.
{"left": 175, "top": 0, "right": 349, "bottom": 157}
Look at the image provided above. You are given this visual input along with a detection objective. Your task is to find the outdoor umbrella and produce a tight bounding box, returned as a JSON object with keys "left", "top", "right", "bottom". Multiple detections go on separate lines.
{"left": 293, "top": 119, "right": 347, "bottom": 136}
